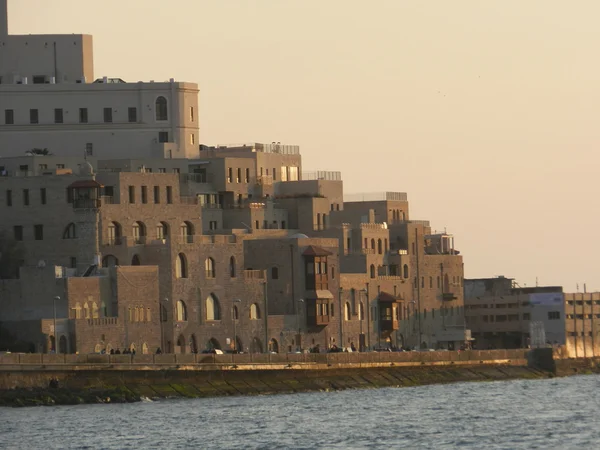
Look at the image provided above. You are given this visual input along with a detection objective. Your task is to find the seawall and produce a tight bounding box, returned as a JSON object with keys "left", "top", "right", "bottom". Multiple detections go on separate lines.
{"left": 0, "top": 349, "right": 597, "bottom": 407}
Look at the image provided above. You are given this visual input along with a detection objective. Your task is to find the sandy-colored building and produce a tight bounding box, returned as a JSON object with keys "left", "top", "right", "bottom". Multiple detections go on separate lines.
{"left": 564, "top": 292, "right": 600, "bottom": 358}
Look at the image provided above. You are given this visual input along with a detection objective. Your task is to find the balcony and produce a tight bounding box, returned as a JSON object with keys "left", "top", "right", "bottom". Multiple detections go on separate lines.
{"left": 133, "top": 236, "right": 147, "bottom": 245}
{"left": 443, "top": 292, "right": 458, "bottom": 301}
{"left": 73, "top": 198, "right": 101, "bottom": 209}
{"left": 244, "top": 270, "right": 266, "bottom": 281}
{"left": 305, "top": 299, "right": 330, "bottom": 327}
{"left": 380, "top": 318, "right": 400, "bottom": 332}
{"left": 105, "top": 237, "right": 123, "bottom": 246}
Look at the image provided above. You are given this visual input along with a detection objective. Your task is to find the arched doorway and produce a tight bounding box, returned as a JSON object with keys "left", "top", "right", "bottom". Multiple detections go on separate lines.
{"left": 131, "top": 254, "right": 141, "bottom": 266}
{"left": 190, "top": 334, "right": 198, "bottom": 354}
{"left": 59, "top": 335, "right": 68, "bottom": 354}
{"left": 207, "top": 338, "right": 221, "bottom": 350}
{"left": 177, "top": 334, "right": 186, "bottom": 354}
{"left": 268, "top": 338, "right": 279, "bottom": 353}
{"left": 250, "top": 337, "right": 263, "bottom": 354}
{"left": 102, "top": 254, "right": 119, "bottom": 267}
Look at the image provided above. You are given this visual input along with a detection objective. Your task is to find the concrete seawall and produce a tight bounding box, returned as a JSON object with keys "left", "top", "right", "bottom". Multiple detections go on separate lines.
{"left": 0, "top": 349, "right": 597, "bottom": 406}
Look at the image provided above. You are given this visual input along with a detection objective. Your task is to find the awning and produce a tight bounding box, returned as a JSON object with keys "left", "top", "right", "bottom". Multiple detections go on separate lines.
{"left": 302, "top": 245, "right": 333, "bottom": 257}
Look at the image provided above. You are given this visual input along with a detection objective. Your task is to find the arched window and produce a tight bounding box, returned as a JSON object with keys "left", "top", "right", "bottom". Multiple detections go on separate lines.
{"left": 176, "top": 300, "right": 187, "bottom": 321}
{"left": 229, "top": 256, "right": 236, "bottom": 278}
{"left": 180, "top": 221, "right": 194, "bottom": 243}
{"left": 131, "top": 254, "right": 141, "bottom": 266}
{"left": 206, "top": 294, "right": 220, "bottom": 320}
{"left": 107, "top": 221, "right": 121, "bottom": 245}
{"left": 271, "top": 267, "right": 279, "bottom": 280}
{"left": 205, "top": 257, "right": 215, "bottom": 278}
{"left": 101, "top": 301, "right": 107, "bottom": 317}
{"left": 156, "top": 222, "right": 169, "bottom": 240}
{"left": 378, "top": 239, "right": 383, "bottom": 254}
{"left": 344, "top": 302, "right": 351, "bottom": 321}
{"left": 75, "top": 303, "right": 82, "bottom": 319}
{"left": 156, "top": 96, "right": 168, "bottom": 121}
{"left": 403, "top": 264, "right": 409, "bottom": 279}
{"left": 83, "top": 302, "right": 90, "bottom": 319}
{"left": 134, "top": 307, "right": 140, "bottom": 322}
{"left": 142, "top": 343, "right": 149, "bottom": 354}
{"left": 384, "top": 239, "right": 388, "bottom": 252}
{"left": 146, "top": 308, "right": 151, "bottom": 322}
{"left": 176, "top": 253, "right": 188, "bottom": 278}
{"left": 63, "top": 223, "right": 77, "bottom": 239}
{"left": 359, "top": 303, "right": 364, "bottom": 320}
{"left": 370, "top": 264, "right": 376, "bottom": 279}
{"left": 102, "top": 255, "right": 118, "bottom": 268}
{"left": 371, "top": 239, "right": 376, "bottom": 250}
{"left": 133, "top": 221, "right": 146, "bottom": 244}
{"left": 92, "top": 302, "right": 99, "bottom": 319}
{"left": 250, "top": 303, "right": 260, "bottom": 320}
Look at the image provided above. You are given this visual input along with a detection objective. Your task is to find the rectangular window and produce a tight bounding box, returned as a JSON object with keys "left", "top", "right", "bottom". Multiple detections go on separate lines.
{"left": 237, "top": 168, "right": 241, "bottom": 183}
{"left": 153, "top": 186, "right": 160, "bottom": 203}
{"left": 70, "top": 257, "right": 77, "bottom": 269}
{"left": 190, "top": 106, "right": 194, "bottom": 122}
{"left": 245, "top": 168, "right": 250, "bottom": 183}
{"left": 190, "top": 133, "right": 195, "bottom": 145}
{"left": 141, "top": 186, "right": 148, "bottom": 204}
{"left": 30, "top": 109, "right": 39, "bottom": 124}
{"left": 158, "top": 168, "right": 166, "bottom": 173}
{"left": 54, "top": 108, "right": 64, "bottom": 124}
{"left": 103, "top": 107, "right": 113, "bottom": 123}
{"left": 273, "top": 168, "right": 277, "bottom": 181}
{"left": 227, "top": 168, "right": 233, "bottom": 183}
{"left": 34, "top": 224, "right": 43, "bottom": 240}
{"left": 23, "top": 189, "right": 29, "bottom": 206}
{"left": 172, "top": 168, "right": 180, "bottom": 174}
{"left": 6, "top": 189, "right": 13, "bottom": 206}
{"left": 56, "top": 164, "right": 65, "bottom": 169}
{"left": 548, "top": 311, "right": 560, "bottom": 320}
{"left": 158, "top": 131, "right": 169, "bottom": 143}
{"left": 4, "top": 109, "right": 14, "bottom": 125}
{"left": 128, "top": 107, "right": 137, "bottom": 123}
{"left": 166, "top": 186, "right": 173, "bottom": 204}
{"left": 128, "top": 186, "right": 135, "bottom": 203}
{"left": 280, "top": 166, "right": 288, "bottom": 182}
{"left": 40, "top": 188, "right": 47, "bottom": 205}
{"left": 13, "top": 225, "right": 23, "bottom": 241}
{"left": 79, "top": 108, "right": 88, "bottom": 123}
{"left": 85, "top": 143, "right": 93, "bottom": 157}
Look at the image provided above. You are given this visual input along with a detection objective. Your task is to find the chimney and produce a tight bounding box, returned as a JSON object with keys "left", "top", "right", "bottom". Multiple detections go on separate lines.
{"left": 0, "top": 0, "right": 8, "bottom": 37}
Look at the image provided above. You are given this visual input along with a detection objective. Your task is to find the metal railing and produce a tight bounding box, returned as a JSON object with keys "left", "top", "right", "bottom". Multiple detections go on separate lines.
{"left": 344, "top": 192, "right": 408, "bottom": 202}
{"left": 301, "top": 171, "right": 342, "bottom": 181}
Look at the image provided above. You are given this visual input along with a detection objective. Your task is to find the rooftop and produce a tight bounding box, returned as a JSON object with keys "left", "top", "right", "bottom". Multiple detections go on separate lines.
{"left": 344, "top": 192, "right": 408, "bottom": 202}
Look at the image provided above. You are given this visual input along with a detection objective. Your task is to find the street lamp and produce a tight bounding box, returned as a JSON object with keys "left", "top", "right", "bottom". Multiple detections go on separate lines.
{"left": 232, "top": 299, "right": 241, "bottom": 352}
{"left": 297, "top": 299, "right": 304, "bottom": 351}
{"left": 53, "top": 296, "right": 60, "bottom": 353}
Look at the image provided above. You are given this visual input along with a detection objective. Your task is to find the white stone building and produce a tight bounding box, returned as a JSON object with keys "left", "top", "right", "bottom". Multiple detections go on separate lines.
{"left": 0, "top": 0, "right": 199, "bottom": 160}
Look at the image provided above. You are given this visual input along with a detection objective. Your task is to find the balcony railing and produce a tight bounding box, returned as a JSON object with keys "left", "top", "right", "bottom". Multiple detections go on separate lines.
{"left": 301, "top": 171, "right": 342, "bottom": 181}
{"left": 133, "top": 236, "right": 147, "bottom": 245}
{"left": 105, "top": 237, "right": 123, "bottom": 246}
{"left": 243, "top": 270, "right": 266, "bottom": 280}
{"left": 73, "top": 198, "right": 101, "bottom": 209}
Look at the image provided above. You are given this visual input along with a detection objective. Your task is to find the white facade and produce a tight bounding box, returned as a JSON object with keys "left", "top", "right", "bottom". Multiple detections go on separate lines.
{"left": 0, "top": 0, "right": 200, "bottom": 160}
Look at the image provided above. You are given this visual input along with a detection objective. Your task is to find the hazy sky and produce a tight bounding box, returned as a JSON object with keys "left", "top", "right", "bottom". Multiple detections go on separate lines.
{"left": 7, "top": 1, "right": 600, "bottom": 291}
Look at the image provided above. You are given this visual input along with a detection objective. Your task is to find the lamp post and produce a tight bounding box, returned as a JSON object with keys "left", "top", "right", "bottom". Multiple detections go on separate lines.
{"left": 232, "top": 298, "right": 241, "bottom": 352}
{"left": 297, "top": 299, "right": 304, "bottom": 351}
{"left": 53, "top": 296, "right": 60, "bottom": 353}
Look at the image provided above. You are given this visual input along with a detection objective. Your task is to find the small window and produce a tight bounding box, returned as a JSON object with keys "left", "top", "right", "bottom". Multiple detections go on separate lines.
{"left": 128, "top": 107, "right": 137, "bottom": 123}
{"left": 23, "top": 189, "right": 30, "bottom": 206}
{"left": 13, "top": 225, "right": 23, "bottom": 241}
{"left": 190, "top": 133, "right": 195, "bottom": 145}
{"left": 54, "top": 108, "right": 64, "bottom": 124}
{"left": 85, "top": 143, "right": 93, "bottom": 156}
{"left": 34, "top": 224, "right": 44, "bottom": 240}
{"left": 141, "top": 186, "right": 148, "bottom": 204}
{"left": 40, "top": 188, "right": 47, "bottom": 205}
{"left": 128, "top": 186, "right": 135, "bottom": 203}
{"left": 271, "top": 267, "right": 279, "bottom": 280}
{"left": 548, "top": 311, "right": 560, "bottom": 320}
{"left": 190, "top": 106, "right": 194, "bottom": 122}
{"left": 5, "top": 109, "right": 14, "bottom": 125}
{"left": 70, "top": 257, "right": 77, "bottom": 269}
{"left": 153, "top": 186, "right": 160, "bottom": 203}
{"left": 245, "top": 168, "right": 250, "bottom": 183}
{"left": 103, "top": 107, "right": 112, "bottom": 123}
{"left": 156, "top": 97, "right": 168, "bottom": 121}
{"left": 30, "top": 109, "right": 39, "bottom": 124}
{"left": 158, "top": 131, "right": 169, "bottom": 143}
{"left": 6, "top": 190, "right": 12, "bottom": 206}
{"left": 79, "top": 108, "right": 88, "bottom": 123}
{"left": 166, "top": 186, "right": 173, "bottom": 204}
{"left": 56, "top": 164, "right": 65, "bottom": 169}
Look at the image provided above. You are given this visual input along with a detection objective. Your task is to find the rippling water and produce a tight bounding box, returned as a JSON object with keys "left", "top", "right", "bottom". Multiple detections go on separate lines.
{"left": 1, "top": 374, "right": 599, "bottom": 449}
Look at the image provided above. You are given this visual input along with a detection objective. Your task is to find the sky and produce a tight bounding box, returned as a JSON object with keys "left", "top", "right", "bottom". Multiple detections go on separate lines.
{"left": 7, "top": 1, "right": 600, "bottom": 292}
